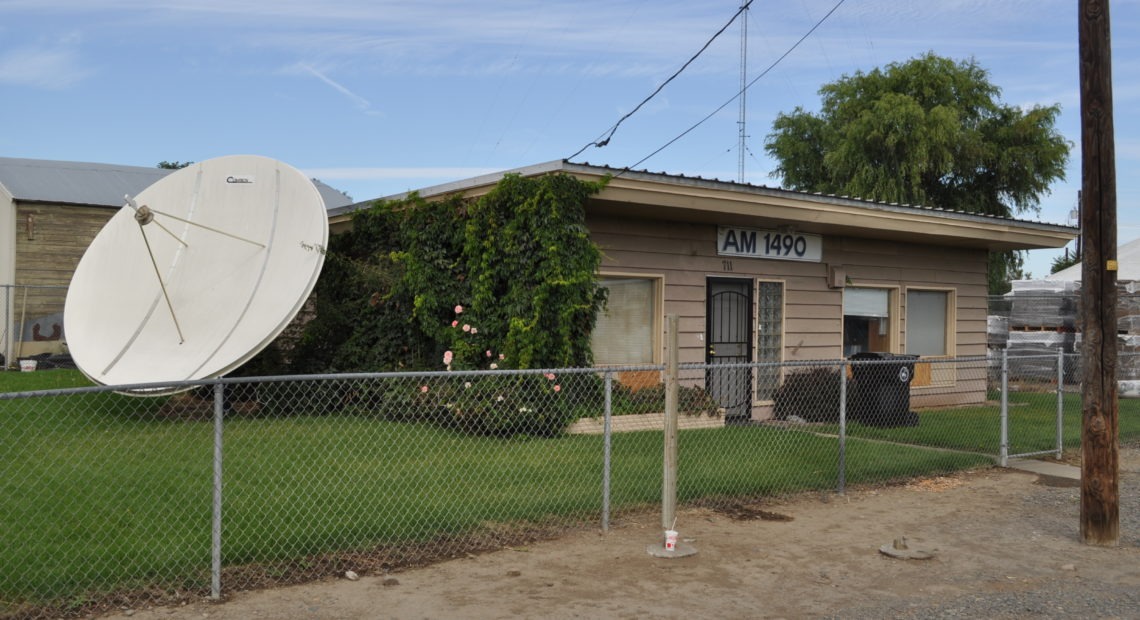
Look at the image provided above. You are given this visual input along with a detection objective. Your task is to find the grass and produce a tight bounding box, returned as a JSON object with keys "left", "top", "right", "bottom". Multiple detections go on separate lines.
{"left": 803, "top": 389, "right": 1140, "bottom": 456}
{"left": 0, "top": 367, "right": 95, "bottom": 391}
{"left": 0, "top": 368, "right": 1119, "bottom": 611}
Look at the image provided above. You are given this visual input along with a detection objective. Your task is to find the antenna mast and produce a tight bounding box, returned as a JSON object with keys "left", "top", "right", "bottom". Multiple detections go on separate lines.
{"left": 737, "top": 2, "right": 749, "bottom": 183}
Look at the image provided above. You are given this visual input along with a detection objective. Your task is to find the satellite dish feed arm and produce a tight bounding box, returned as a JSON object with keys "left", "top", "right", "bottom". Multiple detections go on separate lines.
{"left": 125, "top": 195, "right": 187, "bottom": 247}
{"left": 126, "top": 195, "right": 186, "bottom": 344}
{"left": 134, "top": 217, "right": 186, "bottom": 345}
{"left": 143, "top": 208, "right": 267, "bottom": 249}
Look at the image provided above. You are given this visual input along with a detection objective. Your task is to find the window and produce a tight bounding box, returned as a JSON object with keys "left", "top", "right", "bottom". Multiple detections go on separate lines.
{"left": 843, "top": 287, "right": 893, "bottom": 356}
{"left": 755, "top": 281, "right": 784, "bottom": 401}
{"left": 591, "top": 276, "right": 658, "bottom": 365}
{"left": 906, "top": 290, "right": 951, "bottom": 356}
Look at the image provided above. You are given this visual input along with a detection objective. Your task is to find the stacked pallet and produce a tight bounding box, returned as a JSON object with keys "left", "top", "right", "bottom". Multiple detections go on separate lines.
{"left": 991, "top": 279, "right": 1140, "bottom": 382}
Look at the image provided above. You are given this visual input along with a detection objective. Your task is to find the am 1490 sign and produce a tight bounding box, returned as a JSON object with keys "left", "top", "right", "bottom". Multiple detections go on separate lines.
{"left": 716, "top": 226, "right": 822, "bottom": 263}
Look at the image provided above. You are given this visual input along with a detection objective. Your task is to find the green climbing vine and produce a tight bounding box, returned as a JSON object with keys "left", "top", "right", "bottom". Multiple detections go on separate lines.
{"left": 283, "top": 172, "right": 608, "bottom": 375}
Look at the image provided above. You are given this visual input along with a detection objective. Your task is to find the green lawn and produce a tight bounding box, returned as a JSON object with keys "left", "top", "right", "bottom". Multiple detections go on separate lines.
{"left": 0, "top": 368, "right": 1111, "bottom": 610}
{"left": 805, "top": 390, "right": 1140, "bottom": 456}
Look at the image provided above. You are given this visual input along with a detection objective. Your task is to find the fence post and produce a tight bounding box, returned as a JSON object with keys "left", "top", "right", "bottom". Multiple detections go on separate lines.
{"left": 647, "top": 314, "right": 695, "bottom": 557}
{"left": 838, "top": 360, "right": 847, "bottom": 495}
{"left": 1056, "top": 347, "right": 1065, "bottom": 460}
{"left": 661, "top": 314, "right": 679, "bottom": 531}
{"left": 2, "top": 285, "right": 11, "bottom": 368}
{"left": 211, "top": 381, "right": 224, "bottom": 599}
{"left": 602, "top": 370, "right": 613, "bottom": 532}
{"left": 1000, "top": 348, "right": 1009, "bottom": 467}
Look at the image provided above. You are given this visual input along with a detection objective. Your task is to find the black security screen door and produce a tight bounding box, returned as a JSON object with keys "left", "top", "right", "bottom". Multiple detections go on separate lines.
{"left": 706, "top": 278, "right": 753, "bottom": 422}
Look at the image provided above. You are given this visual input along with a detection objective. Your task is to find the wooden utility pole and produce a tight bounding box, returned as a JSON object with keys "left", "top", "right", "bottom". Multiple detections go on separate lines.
{"left": 1078, "top": 0, "right": 1119, "bottom": 546}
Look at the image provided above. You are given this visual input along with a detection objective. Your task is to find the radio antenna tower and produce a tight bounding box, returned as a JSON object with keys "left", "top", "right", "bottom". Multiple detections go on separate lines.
{"left": 737, "top": 2, "right": 749, "bottom": 183}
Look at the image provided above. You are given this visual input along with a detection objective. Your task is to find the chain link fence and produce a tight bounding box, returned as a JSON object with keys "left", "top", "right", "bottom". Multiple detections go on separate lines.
{"left": 3, "top": 353, "right": 1139, "bottom": 617}
{"left": 1, "top": 284, "right": 69, "bottom": 371}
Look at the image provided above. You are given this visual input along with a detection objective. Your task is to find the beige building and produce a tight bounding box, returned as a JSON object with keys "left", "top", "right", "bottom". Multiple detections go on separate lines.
{"left": 329, "top": 160, "right": 1077, "bottom": 420}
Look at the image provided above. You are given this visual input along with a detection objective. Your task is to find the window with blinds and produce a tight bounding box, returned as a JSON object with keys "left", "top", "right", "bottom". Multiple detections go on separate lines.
{"left": 843, "top": 287, "right": 893, "bottom": 356}
{"left": 591, "top": 277, "right": 658, "bottom": 365}
{"left": 906, "top": 290, "right": 950, "bottom": 356}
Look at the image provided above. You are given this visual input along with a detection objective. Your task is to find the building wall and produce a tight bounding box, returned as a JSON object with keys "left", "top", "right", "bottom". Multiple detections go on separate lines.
{"left": 11, "top": 202, "right": 115, "bottom": 356}
{"left": 588, "top": 213, "right": 989, "bottom": 414}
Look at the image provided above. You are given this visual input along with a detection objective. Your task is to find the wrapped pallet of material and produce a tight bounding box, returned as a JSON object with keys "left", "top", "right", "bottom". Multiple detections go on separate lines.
{"left": 1119, "top": 335, "right": 1140, "bottom": 381}
{"left": 1007, "top": 331, "right": 1074, "bottom": 382}
{"left": 1073, "top": 334, "right": 1140, "bottom": 382}
{"left": 987, "top": 315, "right": 1009, "bottom": 348}
{"left": 1006, "top": 280, "right": 1080, "bottom": 330}
{"left": 1118, "top": 286, "right": 1140, "bottom": 334}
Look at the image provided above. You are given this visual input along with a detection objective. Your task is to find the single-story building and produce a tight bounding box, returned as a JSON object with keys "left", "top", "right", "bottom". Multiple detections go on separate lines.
{"left": 0, "top": 156, "right": 352, "bottom": 365}
{"left": 328, "top": 160, "right": 1078, "bottom": 420}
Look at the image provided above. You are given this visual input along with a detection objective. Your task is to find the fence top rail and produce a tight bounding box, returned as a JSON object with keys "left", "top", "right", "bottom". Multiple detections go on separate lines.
{"left": 0, "top": 351, "right": 1087, "bottom": 400}
{"left": 0, "top": 364, "right": 670, "bottom": 400}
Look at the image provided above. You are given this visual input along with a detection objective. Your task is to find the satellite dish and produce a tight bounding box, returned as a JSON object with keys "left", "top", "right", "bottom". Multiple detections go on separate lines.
{"left": 64, "top": 155, "right": 328, "bottom": 395}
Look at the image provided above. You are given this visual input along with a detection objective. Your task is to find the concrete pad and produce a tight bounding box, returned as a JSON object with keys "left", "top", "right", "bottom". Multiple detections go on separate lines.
{"left": 1007, "top": 458, "right": 1080, "bottom": 480}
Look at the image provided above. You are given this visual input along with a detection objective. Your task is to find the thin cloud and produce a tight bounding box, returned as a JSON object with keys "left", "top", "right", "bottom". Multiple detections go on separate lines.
{"left": 0, "top": 46, "right": 93, "bottom": 88}
{"left": 289, "top": 62, "right": 381, "bottom": 115}
{"left": 2, "top": 1, "right": 735, "bottom": 78}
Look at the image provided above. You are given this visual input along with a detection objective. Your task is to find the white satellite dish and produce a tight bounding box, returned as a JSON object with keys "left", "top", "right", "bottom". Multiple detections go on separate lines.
{"left": 64, "top": 155, "right": 328, "bottom": 394}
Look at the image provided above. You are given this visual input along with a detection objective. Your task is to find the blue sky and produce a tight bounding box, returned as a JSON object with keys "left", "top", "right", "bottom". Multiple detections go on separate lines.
{"left": 2, "top": 0, "right": 1138, "bottom": 279}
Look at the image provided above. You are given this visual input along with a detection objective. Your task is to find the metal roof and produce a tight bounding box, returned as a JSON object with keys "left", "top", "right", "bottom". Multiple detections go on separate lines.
{"left": 0, "top": 157, "right": 169, "bottom": 207}
{"left": 0, "top": 156, "right": 353, "bottom": 209}
{"left": 329, "top": 159, "right": 1077, "bottom": 236}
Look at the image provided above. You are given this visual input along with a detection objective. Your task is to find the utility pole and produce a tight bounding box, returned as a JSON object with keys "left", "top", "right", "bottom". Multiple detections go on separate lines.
{"left": 1078, "top": 0, "right": 1119, "bottom": 546}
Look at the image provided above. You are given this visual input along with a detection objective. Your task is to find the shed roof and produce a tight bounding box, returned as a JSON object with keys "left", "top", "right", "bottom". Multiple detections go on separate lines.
{"left": 0, "top": 157, "right": 168, "bottom": 207}
{"left": 329, "top": 159, "right": 1078, "bottom": 252}
{"left": 0, "top": 156, "right": 353, "bottom": 209}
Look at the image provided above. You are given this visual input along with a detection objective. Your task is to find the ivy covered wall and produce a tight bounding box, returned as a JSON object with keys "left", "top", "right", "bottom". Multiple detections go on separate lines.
{"left": 282, "top": 172, "right": 609, "bottom": 374}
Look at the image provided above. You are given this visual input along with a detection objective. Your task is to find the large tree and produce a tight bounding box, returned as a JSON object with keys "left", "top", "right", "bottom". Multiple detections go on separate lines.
{"left": 765, "top": 53, "right": 1070, "bottom": 294}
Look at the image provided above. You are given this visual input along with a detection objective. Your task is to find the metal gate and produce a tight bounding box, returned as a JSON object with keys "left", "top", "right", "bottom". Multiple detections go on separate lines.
{"left": 706, "top": 278, "right": 753, "bottom": 422}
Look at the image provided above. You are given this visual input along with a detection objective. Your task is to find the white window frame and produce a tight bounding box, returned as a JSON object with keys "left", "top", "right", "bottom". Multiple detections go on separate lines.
{"left": 842, "top": 285, "right": 900, "bottom": 355}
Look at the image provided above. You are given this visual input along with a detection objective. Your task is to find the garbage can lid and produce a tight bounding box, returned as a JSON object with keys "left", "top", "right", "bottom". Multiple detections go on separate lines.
{"left": 849, "top": 352, "right": 918, "bottom": 361}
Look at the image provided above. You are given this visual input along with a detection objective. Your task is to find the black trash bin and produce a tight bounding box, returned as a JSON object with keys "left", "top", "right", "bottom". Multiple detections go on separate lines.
{"left": 849, "top": 352, "right": 919, "bottom": 427}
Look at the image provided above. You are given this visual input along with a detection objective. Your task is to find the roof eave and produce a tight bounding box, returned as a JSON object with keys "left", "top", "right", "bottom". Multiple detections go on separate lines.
{"left": 327, "top": 160, "right": 1078, "bottom": 251}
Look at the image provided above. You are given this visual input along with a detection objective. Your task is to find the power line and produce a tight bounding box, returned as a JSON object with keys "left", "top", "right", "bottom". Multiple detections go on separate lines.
{"left": 619, "top": 0, "right": 847, "bottom": 176}
{"left": 566, "top": 0, "right": 754, "bottom": 161}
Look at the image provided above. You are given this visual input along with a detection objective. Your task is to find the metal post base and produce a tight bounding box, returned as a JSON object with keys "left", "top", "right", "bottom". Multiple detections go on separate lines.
{"left": 646, "top": 541, "right": 698, "bottom": 558}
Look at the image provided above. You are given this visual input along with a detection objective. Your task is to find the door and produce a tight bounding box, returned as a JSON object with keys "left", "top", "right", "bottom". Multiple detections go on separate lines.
{"left": 706, "top": 278, "right": 753, "bottom": 422}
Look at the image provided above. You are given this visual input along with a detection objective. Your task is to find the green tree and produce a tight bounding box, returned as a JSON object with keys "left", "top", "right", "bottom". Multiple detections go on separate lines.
{"left": 765, "top": 53, "right": 1070, "bottom": 294}
{"left": 156, "top": 160, "right": 193, "bottom": 169}
{"left": 1051, "top": 251, "right": 1081, "bottom": 274}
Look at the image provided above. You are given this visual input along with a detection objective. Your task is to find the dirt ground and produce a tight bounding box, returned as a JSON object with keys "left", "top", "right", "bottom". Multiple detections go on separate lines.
{"left": 100, "top": 453, "right": 1140, "bottom": 620}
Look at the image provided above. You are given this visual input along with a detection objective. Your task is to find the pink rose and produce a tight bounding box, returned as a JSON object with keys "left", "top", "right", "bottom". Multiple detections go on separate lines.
{"left": 443, "top": 351, "right": 453, "bottom": 365}
{"left": 486, "top": 350, "right": 493, "bottom": 358}
{"left": 451, "top": 320, "right": 458, "bottom": 328}
{"left": 454, "top": 305, "right": 464, "bottom": 314}
{"left": 553, "top": 385, "right": 561, "bottom": 393}
{"left": 544, "top": 373, "right": 556, "bottom": 380}
{"left": 470, "top": 327, "right": 478, "bottom": 334}
{"left": 420, "top": 385, "right": 429, "bottom": 393}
